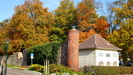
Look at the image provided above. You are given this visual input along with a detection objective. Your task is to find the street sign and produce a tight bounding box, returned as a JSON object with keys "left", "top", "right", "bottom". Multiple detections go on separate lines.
{"left": 30, "top": 53, "right": 34, "bottom": 59}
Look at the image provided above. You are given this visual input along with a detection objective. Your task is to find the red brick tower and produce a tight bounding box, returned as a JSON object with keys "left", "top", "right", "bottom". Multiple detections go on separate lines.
{"left": 68, "top": 28, "right": 79, "bottom": 71}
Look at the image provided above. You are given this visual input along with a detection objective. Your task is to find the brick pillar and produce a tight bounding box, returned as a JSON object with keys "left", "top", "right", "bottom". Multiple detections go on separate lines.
{"left": 68, "top": 28, "right": 79, "bottom": 71}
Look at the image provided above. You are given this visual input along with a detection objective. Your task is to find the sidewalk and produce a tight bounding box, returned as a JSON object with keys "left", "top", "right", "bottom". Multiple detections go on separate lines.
{"left": 8, "top": 67, "right": 42, "bottom": 75}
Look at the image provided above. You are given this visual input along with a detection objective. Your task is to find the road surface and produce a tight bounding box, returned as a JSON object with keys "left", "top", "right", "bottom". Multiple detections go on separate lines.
{"left": 7, "top": 68, "right": 41, "bottom": 75}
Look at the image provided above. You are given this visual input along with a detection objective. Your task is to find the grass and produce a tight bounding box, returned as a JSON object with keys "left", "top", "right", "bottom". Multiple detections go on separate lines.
{"left": 7, "top": 65, "right": 29, "bottom": 70}
{"left": 7, "top": 65, "right": 19, "bottom": 68}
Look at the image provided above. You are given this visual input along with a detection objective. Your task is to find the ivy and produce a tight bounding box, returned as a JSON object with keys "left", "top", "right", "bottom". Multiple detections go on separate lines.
{"left": 27, "top": 41, "right": 62, "bottom": 65}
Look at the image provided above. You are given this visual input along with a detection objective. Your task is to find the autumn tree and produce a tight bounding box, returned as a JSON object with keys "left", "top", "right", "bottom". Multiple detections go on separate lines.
{"left": 94, "top": 17, "right": 110, "bottom": 38}
{"left": 4, "top": 0, "right": 55, "bottom": 53}
{"left": 0, "top": 19, "right": 11, "bottom": 54}
{"left": 107, "top": 0, "right": 133, "bottom": 64}
{"left": 107, "top": 20, "right": 133, "bottom": 64}
{"left": 113, "top": 0, "right": 133, "bottom": 26}
{"left": 53, "top": 0, "right": 77, "bottom": 41}
{"left": 77, "top": 0, "right": 97, "bottom": 31}
{"left": 77, "top": 0, "right": 109, "bottom": 43}
{"left": 79, "top": 29, "right": 96, "bottom": 43}
{"left": 77, "top": 0, "right": 97, "bottom": 43}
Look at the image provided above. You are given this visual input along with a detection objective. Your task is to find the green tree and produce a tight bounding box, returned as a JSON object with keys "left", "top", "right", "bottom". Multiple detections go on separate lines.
{"left": 53, "top": 0, "right": 77, "bottom": 41}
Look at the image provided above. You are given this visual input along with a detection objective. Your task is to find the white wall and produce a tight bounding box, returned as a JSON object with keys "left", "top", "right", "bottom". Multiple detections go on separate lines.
{"left": 79, "top": 49, "right": 119, "bottom": 68}
{"left": 95, "top": 50, "right": 119, "bottom": 66}
{"left": 79, "top": 50, "right": 96, "bottom": 68}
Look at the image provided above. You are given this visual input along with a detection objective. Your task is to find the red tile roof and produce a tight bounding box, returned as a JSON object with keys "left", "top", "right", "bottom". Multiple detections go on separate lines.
{"left": 79, "top": 34, "right": 122, "bottom": 50}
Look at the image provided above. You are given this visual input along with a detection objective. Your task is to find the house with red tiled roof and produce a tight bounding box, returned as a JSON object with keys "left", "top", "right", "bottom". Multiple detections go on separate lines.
{"left": 79, "top": 34, "right": 122, "bottom": 67}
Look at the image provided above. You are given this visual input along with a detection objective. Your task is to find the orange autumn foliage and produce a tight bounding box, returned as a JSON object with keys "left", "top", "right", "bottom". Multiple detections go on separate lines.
{"left": 0, "top": 0, "right": 55, "bottom": 53}
{"left": 95, "top": 18, "right": 110, "bottom": 38}
{"left": 79, "top": 29, "right": 96, "bottom": 43}
{"left": 77, "top": 0, "right": 108, "bottom": 43}
{"left": 79, "top": 18, "right": 110, "bottom": 43}
{"left": 77, "top": 0, "right": 96, "bottom": 31}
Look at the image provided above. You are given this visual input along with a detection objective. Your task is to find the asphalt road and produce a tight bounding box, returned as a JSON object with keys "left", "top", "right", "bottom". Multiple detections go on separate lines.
{"left": 7, "top": 68, "right": 41, "bottom": 75}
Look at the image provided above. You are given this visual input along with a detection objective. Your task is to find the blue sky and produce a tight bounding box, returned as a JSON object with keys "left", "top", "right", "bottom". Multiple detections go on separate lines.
{"left": 0, "top": 0, "right": 116, "bottom": 22}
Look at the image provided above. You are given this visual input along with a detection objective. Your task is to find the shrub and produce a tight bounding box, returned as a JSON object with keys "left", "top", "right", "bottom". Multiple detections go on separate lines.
{"left": 92, "top": 66, "right": 118, "bottom": 75}
{"left": 28, "top": 64, "right": 44, "bottom": 72}
{"left": 49, "top": 64, "right": 75, "bottom": 73}
{"left": 28, "top": 64, "right": 93, "bottom": 74}
{"left": 27, "top": 41, "right": 62, "bottom": 65}
{"left": 18, "top": 66, "right": 29, "bottom": 70}
{"left": 82, "top": 66, "right": 133, "bottom": 75}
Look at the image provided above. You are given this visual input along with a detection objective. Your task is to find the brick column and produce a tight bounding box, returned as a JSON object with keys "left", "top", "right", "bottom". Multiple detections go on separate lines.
{"left": 68, "top": 28, "right": 79, "bottom": 71}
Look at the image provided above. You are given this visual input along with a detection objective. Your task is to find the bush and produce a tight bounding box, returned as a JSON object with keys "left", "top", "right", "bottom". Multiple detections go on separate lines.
{"left": 27, "top": 41, "right": 62, "bottom": 65}
{"left": 28, "top": 64, "right": 79, "bottom": 74}
{"left": 83, "top": 66, "right": 133, "bottom": 75}
{"left": 28, "top": 64, "right": 44, "bottom": 72}
{"left": 49, "top": 64, "right": 75, "bottom": 73}
{"left": 92, "top": 66, "right": 118, "bottom": 75}
{"left": 28, "top": 64, "right": 93, "bottom": 74}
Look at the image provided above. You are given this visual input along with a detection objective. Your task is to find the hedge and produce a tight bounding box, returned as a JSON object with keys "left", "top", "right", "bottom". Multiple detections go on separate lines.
{"left": 83, "top": 66, "right": 133, "bottom": 75}
{"left": 27, "top": 41, "right": 62, "bottom": 65}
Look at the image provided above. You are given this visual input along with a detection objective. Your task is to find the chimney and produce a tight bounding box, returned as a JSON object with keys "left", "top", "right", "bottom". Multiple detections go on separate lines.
{"left": 68, "top": 28, "right": 79, "bottom": 71}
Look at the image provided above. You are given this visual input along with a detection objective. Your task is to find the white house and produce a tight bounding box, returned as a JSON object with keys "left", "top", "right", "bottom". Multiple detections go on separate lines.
{"left": 79, "top": 34, "right": 122, "bottom": 68}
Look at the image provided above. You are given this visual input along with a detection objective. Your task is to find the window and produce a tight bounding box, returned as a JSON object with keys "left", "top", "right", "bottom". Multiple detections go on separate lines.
{"left": 113, "top": 61, "right": 117, "bottom": 66}
{"left": 106, "top": 61, "right": 110, "bottom": 66}
{"left": 113, "top": 53, "right": 117, "bottom": 57}
{"left": 99, "top": 61, "right": 104, "bottom": 66}
{"left": 106, "top": 53, "right": 110, "bottom": 57}
{"left": 99, "top": 53, "right": 103, "bottom": 57}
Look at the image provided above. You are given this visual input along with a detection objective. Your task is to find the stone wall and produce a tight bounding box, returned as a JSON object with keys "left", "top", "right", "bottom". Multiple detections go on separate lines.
{"left": 0, "top": 52, "right": 23, "bottom": 66}
{"left": 0, "top": 42, "right": 68, "bottom": 66}
{"left": 56, "top": 41, "right": 68, "bottom": 66}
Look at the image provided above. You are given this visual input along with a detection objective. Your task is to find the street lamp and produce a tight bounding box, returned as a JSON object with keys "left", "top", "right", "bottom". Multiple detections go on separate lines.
{"left": 4, "top": 39, "right": 10, "bottom": 75}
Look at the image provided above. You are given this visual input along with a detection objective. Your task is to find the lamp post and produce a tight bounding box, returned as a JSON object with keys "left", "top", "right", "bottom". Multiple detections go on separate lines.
{"left": 4, "top": 39, "right": 10, "bottom": 75}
